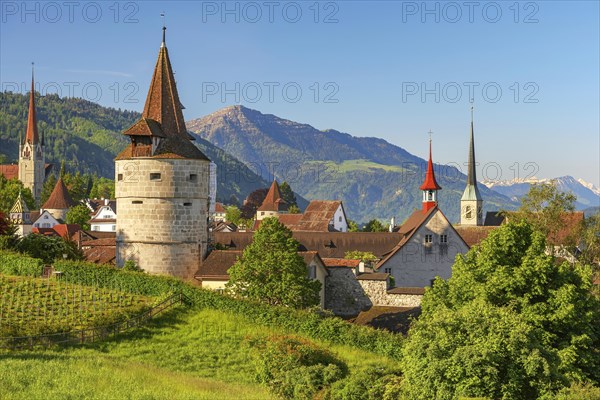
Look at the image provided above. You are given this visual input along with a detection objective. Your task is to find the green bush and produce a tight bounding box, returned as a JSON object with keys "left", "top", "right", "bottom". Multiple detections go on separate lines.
{"left": 0, "top": 251, "right": 43, "bottom": 276}
{"left": 325, "top": 368, "right": 403, "bottom": 400}
{"left": 248, "top": 334, "right": 347, "bottom": 399}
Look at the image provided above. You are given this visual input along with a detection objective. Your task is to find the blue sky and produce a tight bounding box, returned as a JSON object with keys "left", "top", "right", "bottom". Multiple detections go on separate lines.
{"left": 1, "top": 1, "right": 599, "bottom": 186}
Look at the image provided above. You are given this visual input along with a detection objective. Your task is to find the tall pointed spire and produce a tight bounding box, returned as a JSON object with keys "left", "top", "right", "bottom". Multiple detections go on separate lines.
{"left": 466, "top": 106, "right": 477, "bottom": 186}
{"left": 25, "top": 62, "right": 39, "bottom": 144}
{"left": 420, "top": 135, "right": 441, "bottom": 213}
{"left": 141, "top": 23, "right": 188, "bottom": 139}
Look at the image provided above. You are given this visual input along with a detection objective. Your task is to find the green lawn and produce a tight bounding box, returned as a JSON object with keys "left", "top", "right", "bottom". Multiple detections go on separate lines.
{"left": 0, "top": 307, "right": 397, "bottom": 399}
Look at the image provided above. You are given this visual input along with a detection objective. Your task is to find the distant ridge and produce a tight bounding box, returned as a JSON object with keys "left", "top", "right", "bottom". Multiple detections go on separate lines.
{"left": 187, "top": 105, "right": 517, "bottom": 223}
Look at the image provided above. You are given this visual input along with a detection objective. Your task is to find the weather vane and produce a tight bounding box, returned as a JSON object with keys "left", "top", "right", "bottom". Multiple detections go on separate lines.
{"left": 161, "top": 12, "right": 165, "bottom": 27}
{"left": 428, "top": 129, "right": 433, "bottom": 142}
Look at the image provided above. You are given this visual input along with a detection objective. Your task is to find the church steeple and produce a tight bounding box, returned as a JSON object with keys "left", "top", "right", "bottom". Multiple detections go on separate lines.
{"left": 460, "top": 106, "right": 483, "bottom": 225}
{"left": 419, "top": 135, "right": 441, "bottom": 212}
{"left": 25, "top": 63, "right": 39, "bottom": 145}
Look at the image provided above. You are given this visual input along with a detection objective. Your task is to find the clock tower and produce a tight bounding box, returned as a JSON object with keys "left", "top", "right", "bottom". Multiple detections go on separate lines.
{"left": 460, "top": 107, "right": 483, "bottom": 226}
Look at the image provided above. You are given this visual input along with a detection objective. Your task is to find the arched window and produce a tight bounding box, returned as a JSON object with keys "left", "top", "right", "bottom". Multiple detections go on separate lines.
{"left": 427, "top": 191, "right": 433, "bottom": 201}
{"left": 465, "top": 206, "right": 472, "bottom": 219}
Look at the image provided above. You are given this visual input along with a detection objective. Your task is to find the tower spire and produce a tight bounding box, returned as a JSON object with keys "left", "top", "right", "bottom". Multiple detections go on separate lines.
{"left": 420, "top": 134, "right": 441, "bottom": 212}
{"left": 25, "top": 62, "right": 39, "bottom": 145}
{"left": 461, "top": 104, "right": 483, "bottom": 225}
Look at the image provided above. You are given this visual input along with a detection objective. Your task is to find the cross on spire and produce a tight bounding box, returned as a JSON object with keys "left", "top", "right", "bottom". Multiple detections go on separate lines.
{"left": 161, "top": 12, "right": 166, "bottom": 47}
{"left": 428, "top": 129, "right": 433, "bottom": 142}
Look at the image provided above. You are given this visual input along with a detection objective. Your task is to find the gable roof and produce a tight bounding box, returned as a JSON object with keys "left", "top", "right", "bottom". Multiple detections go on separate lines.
{"left": 10, "top": 192, "right": 29, "bottom": 214}
{"left": 293, "top": 200, "right": 343, "bottom": 232}
{"left": 213, "top": 231, "right": 402, "bottom": 259}
{"left": 377, "top": 207, "right": 466, "bottom": 268}
{"left": 42, "top": 177, "right": 76, "bottom": 210}
{"left": 258, "top": 180, "right": 287, "bottom": 212}
{"left": 32, "top": 223, "right": 80, "bottom": 240}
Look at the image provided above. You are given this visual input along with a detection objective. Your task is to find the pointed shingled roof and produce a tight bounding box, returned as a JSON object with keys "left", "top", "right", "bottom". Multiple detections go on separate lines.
{"left": 25, "top": 68, "right": 39, "bottom": 144}
{"left": 10, "top": 191, "right": 29, "bottom": 214}
{"left": 257, "top": 180, "right": 288, "bottom": 212}
{"left": 419, "top": 140, "right": 442, "bottom": 191}
{"left": 43, "top": 177, "right": 76, "bottom": 210}
{"left": 461, "top": 110, "right": 482, "bottom": 201}
{"left": 116, "top": 26, "right": 208, "bottom": 161}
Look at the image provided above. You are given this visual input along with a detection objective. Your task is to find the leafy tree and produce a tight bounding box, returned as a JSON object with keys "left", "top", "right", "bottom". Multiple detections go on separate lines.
{"left": 344, "top": 251, "right": 377, "bottom": 265}
{"left": 510, "top": 182, "right": 576, "bottom": 243}
{"left": 279, "top": 181, "right": 297, "bottom": 207}
{"left": 62, "top": 171, "right": 89, "bottom": 202}
{"left": 362, "top": 219, "right": 387, "bottom": 232}
{"left": 0, "top": 176, "right": 35, "bottom": 213}
{"left": 226, "top": 217, "right": 321, "bottom": 308}
{"left": 347, "top": 219, "right": 359, "bottom": 232}
{"left": 17, "top": 234, "right": 83, "bottom": 264}
{"left": 225, "top": 205, "right": 242, "bottom": 225}
{"left": 288, "top": 205, "right": 301, "bottom": 214}
{"left": 89, "top": 177, "right": 115, "bottom": 199}
{"left": 0, "top": 211, "right": 19, "bottom": 250}
{"left": 401, "top": 222, "right": 600, "bottom": 399}
{"left": 40, "top": 173, "right": 57, "bottom": 205}
{"left": 66, "top": 204, "right": 91, "bottom": 230}
{"left": 241, "top": 187, "right": 269, "bottom": 219}
{"left": 123, "top": 259, "right": 143, "bottom": 272}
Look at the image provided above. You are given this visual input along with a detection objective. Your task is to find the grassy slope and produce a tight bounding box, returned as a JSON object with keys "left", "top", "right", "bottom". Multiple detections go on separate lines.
{"left": 0, "top": 308, "right": 396, "bottom": 399}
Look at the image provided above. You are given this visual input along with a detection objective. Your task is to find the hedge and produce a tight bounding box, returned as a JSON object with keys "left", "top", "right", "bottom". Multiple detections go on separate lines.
{"left": 2, "top": 253, "right": 404, "bottom": 360}
{"left": 0, "top": 251, "right": 43, "bottom": 276}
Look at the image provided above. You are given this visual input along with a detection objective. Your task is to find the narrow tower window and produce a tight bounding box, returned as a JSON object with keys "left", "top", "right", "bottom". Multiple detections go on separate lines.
{"left": 150, "top": 173, "right": 161, "bottom": 180}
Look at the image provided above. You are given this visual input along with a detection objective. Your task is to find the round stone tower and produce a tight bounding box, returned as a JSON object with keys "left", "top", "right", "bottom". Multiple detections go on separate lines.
{"left": 115, "top": 27, "right": 210, "bottom": 279}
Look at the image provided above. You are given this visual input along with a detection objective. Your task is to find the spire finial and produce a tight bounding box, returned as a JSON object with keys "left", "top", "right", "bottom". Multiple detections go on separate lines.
{"left": 161, "top": 12, "right": 166, "bottom": 47}
{"left": 428, "top": 129, "right": 433, "bottom": 143}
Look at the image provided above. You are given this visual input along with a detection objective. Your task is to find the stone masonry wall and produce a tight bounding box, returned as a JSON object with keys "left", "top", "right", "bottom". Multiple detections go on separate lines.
{"left": 115, "top": 158, "right": 210, "bottom": 279}
{"left": 324, "top": 268, "right": 372, "bottom": 316}
{"left": 358, "top": 280, "right": 423, "bottom": 308}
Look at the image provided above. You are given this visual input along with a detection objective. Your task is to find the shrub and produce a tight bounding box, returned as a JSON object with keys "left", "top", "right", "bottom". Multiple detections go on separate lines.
{"left": 0, "top": 251, "right": 43, "bottom": 276}
{"left": 248, "top": 334, "right": 347, "bottom": 399}
{"left": 325, "top": 367, "right": 403, "bottom": 400}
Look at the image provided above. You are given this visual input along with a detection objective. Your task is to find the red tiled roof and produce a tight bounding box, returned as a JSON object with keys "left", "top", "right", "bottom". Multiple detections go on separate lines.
{"left": 214, "top": 202, "right": 226, "bottom": 213}
{"left": 196, "top": 250, "right": 242, "bottom": 278}
{"left": 83, "top": 246, "right": 116, "bottom": 265}
{"left": 0, "top": 164, "right": 18, "bottom": 180}
{"left": 32, "top": 224, "right": 80, "bottom": 240}
{"left": 81, "top": 238, "right": 116, "bottom": 247}
{"left": 257, "top": 180, "right": 287, "bottom": 212}
{"left": 419, "top": 141, "right": 441, "bottom": 191}
{"left": 293, "top": 201, "right": 342, "bottom": 232}
{"left": 116, "top": 28, "right": 208, "bottom": 161}
{"left": 42, "top": 177, "right": 76, "bottom": 210}
{"left": 322, "top": 258, "right": 361, "bottom": 268}
{"left": 277, "top": 213, "right": 303, "bottom": 226}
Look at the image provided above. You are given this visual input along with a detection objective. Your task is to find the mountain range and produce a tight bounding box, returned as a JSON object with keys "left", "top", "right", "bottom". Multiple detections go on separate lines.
{"left": 3, "top": 92, "right": 595, "bottom": 223}
{"left": 187, "top": 105, "right": 518, "bottom": 223}
{"left": 482, "top": 176, "right": 600, "bottom": 211}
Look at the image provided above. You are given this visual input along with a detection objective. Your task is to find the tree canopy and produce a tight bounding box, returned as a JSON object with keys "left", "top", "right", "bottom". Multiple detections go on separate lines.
{"left": 362, "top": 219, "right": 387, "bottom": 232}
{"left": 0, "top": 176, "right": 35, "bottom": 213}
{"left": 66, "top": 204, "right": 91, "bottom": 230}
{"left": 401, "top": 222, "right": 600, "bottom": 399}
{"left": 226, "top": 217, "right": 321, "bottom": 308}
{"left": 279, "top": 181, "right": 297, "bottom": 208}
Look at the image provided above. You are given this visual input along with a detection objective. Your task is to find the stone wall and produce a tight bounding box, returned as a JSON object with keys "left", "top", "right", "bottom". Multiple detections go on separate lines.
{"left": 324, "top": 268, "right": 372, "bottom": 316}
{"left": 357, "top": 280, "right": 423, "bottom": 308}
{"left": 115, "top": 158, "right": 210, "bottom": 279}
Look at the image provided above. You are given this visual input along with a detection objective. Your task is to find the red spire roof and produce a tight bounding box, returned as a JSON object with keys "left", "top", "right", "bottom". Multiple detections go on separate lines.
{"left": 257, "top": 180, "right": 288, "bottom": 212}
{"left": 25, "top": 71, "right": 39, "bottom": 144}
{"left": 419, "top": 140, "right": 442, "bottom": 191}
{"left": 42, "top": 177, "right": 76, "bottom": 210}
{"left": 116, "top": 27, "right": 208, "bottom": 161}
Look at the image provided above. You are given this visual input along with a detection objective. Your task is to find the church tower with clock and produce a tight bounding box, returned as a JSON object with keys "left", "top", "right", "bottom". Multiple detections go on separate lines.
{"left": 460, "top": 108, "right": 483, "bottom": 226}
